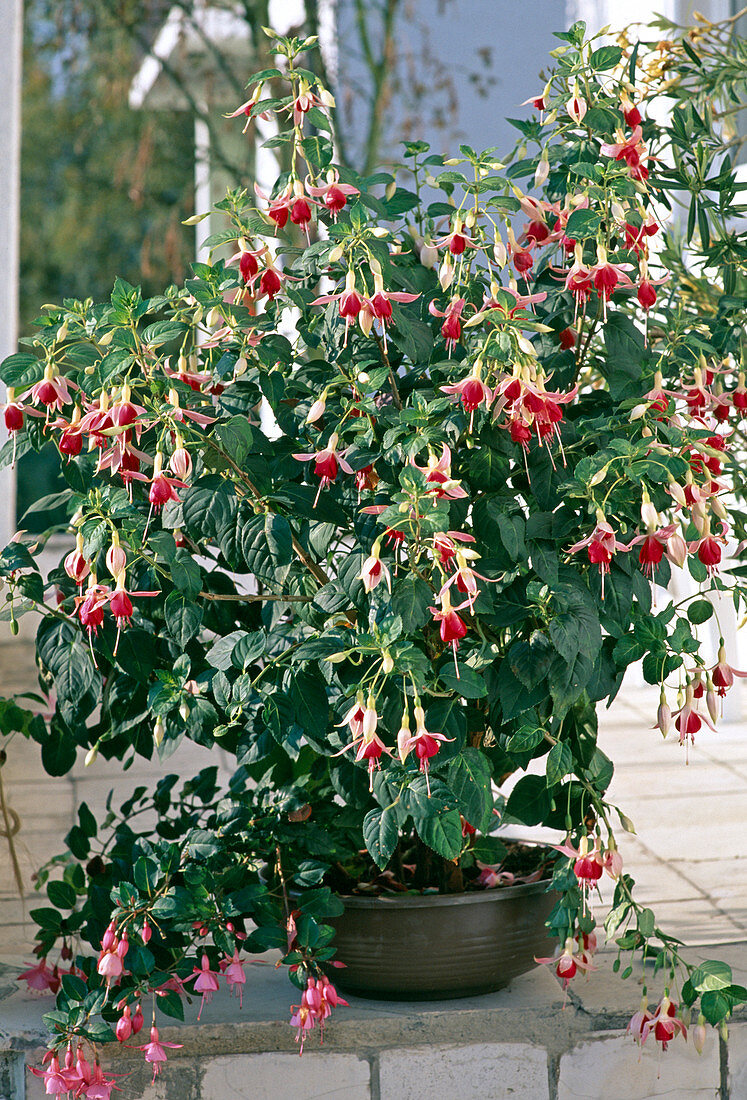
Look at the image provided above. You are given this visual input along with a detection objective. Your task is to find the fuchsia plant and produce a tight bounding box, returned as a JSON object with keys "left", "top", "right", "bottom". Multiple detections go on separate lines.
{"left": 1, "top": 13, "right": 746, "bottom": 1093}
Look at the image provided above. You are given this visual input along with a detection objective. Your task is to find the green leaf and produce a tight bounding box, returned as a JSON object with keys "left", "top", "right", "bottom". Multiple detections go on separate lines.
{"left": 546, "top": 741, "right": 573, "bottom": 786}
{"left": 505, "top": 775, "right": 551, "bottom": 826}
{"left": 47, "top": 880, "right": 77, "bottom": 910}
{"left": 506, "top": 725, "right": 545, "bottom": 753}
{"left": 438, "top": 662, "right": 487, "bottom": 699}
{"left": 447, "top": 748, "right": 492, "bottom": 828}
{"left": 157, "top": 989, "right": 185, "bottom": 1021}
{"left": 699, "top": 990, "right": 731, "bottom": 1026}
{"left": 590, "top": 45, "right": 623, "bottom": 70}
{"left": 363, "top": 806, "right": 399, "bottom": 868}
{"left": 687, "top": 599, "right": 714, "bottom": 625}
{"left": 391, "top": 575, "right": 432, "bottom": 631}
{"left": 637, "top": 907, "right": 655, "bottom": 937}
{"left": 213, "top": 416, "right": 254, "bottom": 465}
{"left": 565, "top": 208, "right": 602, "bottom": 240}
{"left": 164, "top": 591, "right": 203, "bottom": 647}
{"left": 290, "top": 672, "right": 329, "bottom": 745}
{"left": 170, "top": 550, "right": 202, "bottom": 599}
{"left": 690, "top": 960, "right": 732, "bottom": 993}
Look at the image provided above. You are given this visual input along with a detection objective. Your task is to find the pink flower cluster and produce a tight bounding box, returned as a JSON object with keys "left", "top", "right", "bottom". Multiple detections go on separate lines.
{"left": 289, "top": 975, "right": 348, "bottom": 1053}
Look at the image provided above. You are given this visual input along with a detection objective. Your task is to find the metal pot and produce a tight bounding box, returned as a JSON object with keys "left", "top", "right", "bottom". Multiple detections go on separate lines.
{"left": 326, "top": 880, "right": 557, "bottom": 1000}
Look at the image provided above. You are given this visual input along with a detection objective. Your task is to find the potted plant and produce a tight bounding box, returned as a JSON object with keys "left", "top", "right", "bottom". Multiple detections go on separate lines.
{"left": 3, "top": 11, "right": 746, "bottom": 1093}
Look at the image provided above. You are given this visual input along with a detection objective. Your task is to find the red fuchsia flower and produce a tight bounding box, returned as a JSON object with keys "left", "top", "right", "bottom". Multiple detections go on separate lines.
{"left": 28, "top": 1053, "right": 69, "bottom": 1094}
{"left": 293, "top": 432, "right": 354, "bottom": 506}
{"left": 140, "top": 1025, "right": 183, "bottom": 1083}
{"left": 431, "top": 530, "right": 476, "bottom": 568}
{"left": 29, "top": 366, "right": 76, "bottom": 417}
{"left": 689, "top": 520, "right": 728, "bottom": 575}
{"left": 334, "top": 696, "right": 392, "bottom": 788}
{"left": 566, "top": 83, "right": 587, "bottom": 124}
{"left": 360, "top": 539, "right": 391, "bottom": 593}
{"left": 628, "top": 997, "right": 655, "bottom": 1046}
{"left": 354, "top": 464, "right": 379, "bottom": 499}
{"left": 188, "top": 953, "right": 220, "bottom": 1021}
{"left": 291, "top": 80, "right": 326, "bottom": 125}
{"left": 506, "top": 225, "right": 534, "bottom": 276}
{"left": 432, "top": 215, "right": 478, "bottom": 257}
{"left": 673, "top": 681, "right": 716, "bottom": 758}
{"left": 441, "top": 367, "right": 494, "bottom": 431}
{"left": 642, "top": 995, "right": 687, "bottom": 1051}
{"left": 600, "top": 124, "right": 648, "bottom": 172}
{"left": 558, "top": 327, "right": 576, "bottom": 349}
{"left": 222, "top": 949, "right": 247, "bottom": 1008}
{"left": 338, "top": 693, "right": 366, "bottom": 740}
{"left": 359, "top": 275, "right": 420, "bottom": 349}
{"left": 620, "top": 91, "right": 642, "bottom": 127}
{"left": 16, "top": 957, "right": 61, "bottom": 994}
{"left": 306, "top": 170, "right": 359, "bottom": 218}
{"left": 628, "top": 525, "right": 678, "bottom": 580}
{"left": 569, "top": 511, "right": 630, "bottom": 598}
{"left": 590, "top": 244, "right": 634, "bottom": 321}
{"left": 563, "top": 245, "right": 593, "bottom": 318}
{"left": 429, "top": 589, "right": 468, "bottom": 674}
{"left": 711, "top": 642, "right": 747, "bottom": 698}
{"left": 411, "top": 443, "right": 468, "bottom": 500}
{"left": 76, "top": 580, "right": 111, "bottom": 640}
{"left": 429, "top": 296, "right": 466, "bottom": 356}
{"left": 64, "top": 533, "right": 91, "bottom": 589}
{"left": 439, "top": 549, "right": 497, "bottom": 614}
{"left": 398, "top": 703, "right": 453, "bottom": 794}
{"left": 536, "top": 936, "right": 595, "bottom": 994}
{"left": 312, "top": 269, "right": 366, "bottom": 346}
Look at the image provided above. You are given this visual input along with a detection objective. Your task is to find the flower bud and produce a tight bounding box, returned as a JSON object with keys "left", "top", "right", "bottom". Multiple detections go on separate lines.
{"left": 668, "top": 478, "right": 687, "bottom": 507}
{"left": 382, "top": 651, "right": 394, "bottom": 674}
{"left": 439, "top": 256, "right": 454, "bottom": 290}
{"left": 106, "top": 542, "right": 127, "bottom": 578}
{"left": 328, "top": 244, "right": 344, "bottom": 264}
{"left": 385, "top": 179, "right": 397, "bottom": 200}
{"left": 534, "top": 148, "right": 550, "bottom": 188}
{"left": 306, "top": 393, "right": 327, "bottom": 424}
{"left": 419, "top": 243, "right": 438, "bottom": 269}
{"left": 169, "top": 447, "right": 192, "bottom": 479}
{"left": 667, "top": 531, "right": 688, "bottom": 568}
{"left": 692, "top": 1015, "right": 707, "bottom": 1054}
{"left": 85, "top": 744, "right": 99, "bottom": 768}
{"left": 154, "top": 717, "right": 165, "bottom": 747}
{"left": 630, "top": 403, "right": 648, "bottom": 420}
{"left": 179, "top": 701, "right": 190, "bottom": 723}
{"left": 589, "top": 468, "right": 606, "bottom": 487}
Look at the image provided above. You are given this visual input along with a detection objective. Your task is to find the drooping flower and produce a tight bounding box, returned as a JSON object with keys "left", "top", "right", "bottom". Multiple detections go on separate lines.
{"left": 411, "top": 443, "right": 468, "bottom": 500}
{"left": 398, "top": 704, "right": 453, "bottom": 793}
{"left": 441, "top": 365, "right": 494, "bottom": 431}
{"left": 428, "top": 297, "right": 466, "bottom": 355}
{"left": 568, "top": 510, "right": 630, "bottom": 596}
{"left": 642, "top": 995, "right": 687, "bottom": 1051}
{"left": 140, "top": 1025, "right": 183, "bottom": 1083}
{"left": 312, "top": 270, "right": 365, "bottom": 346}
{"left": 293, "top": 433, "right": 354, "bottom": 506}
{"left": 306, "top": 170, "right": 359, "bottom": 218}
{"left": 222, "top": 949, "right": 247, "bottom": 1008}
{"left": 16, "top": 957, "right": 61, "bottom": 994}
{"left": 188, "top": 954, "right": 220, "bottom": 1020}
{"left": 711, "top": 642, "right": 747, "bottom": 698}
{"left": 360, "top": 539, "right": 391, "bottom": 593}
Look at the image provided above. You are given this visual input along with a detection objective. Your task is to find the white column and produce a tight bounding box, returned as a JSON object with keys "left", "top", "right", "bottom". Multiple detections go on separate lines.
{"left": 0, "top": 0, "right": 22, "bottom": 548}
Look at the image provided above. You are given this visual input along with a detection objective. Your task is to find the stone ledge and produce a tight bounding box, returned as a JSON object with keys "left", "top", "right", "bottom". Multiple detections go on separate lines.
{"left": 3, "top": 945, "right": 747, "bottom": 1099}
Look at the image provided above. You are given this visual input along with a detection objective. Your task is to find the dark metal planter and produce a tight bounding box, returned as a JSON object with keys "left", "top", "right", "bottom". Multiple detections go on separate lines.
{"left": 327, "top": 880, "right": 557, "bottom": 1000}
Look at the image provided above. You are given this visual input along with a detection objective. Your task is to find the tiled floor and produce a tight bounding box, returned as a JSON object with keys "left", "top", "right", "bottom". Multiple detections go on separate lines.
{"left": 1, "top": 635, "right": 746, "bottom": 967}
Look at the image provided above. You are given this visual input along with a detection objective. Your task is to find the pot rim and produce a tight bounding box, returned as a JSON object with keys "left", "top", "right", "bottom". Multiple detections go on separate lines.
{"left": 335, "top": 878, "right": 553, "bottom": 909}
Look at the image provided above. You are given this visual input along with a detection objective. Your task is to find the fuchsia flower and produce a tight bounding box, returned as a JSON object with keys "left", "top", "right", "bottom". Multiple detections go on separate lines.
{"left": 672, "top": 681, "right": 716, "bottom": 759}
{"left": 711, "top": 642, "right": 747, "bottom": 697}
{"left": 360, "top": 540, "right": 391, "bottom": 593}
{"left": 17, "top": 957, "right": 61, "bottom": 994}
{"left": 334, "top": 695, "right": 392, "bottom": 789}
{"left": 290, "top": 975, "right": 348, "bottom": 1052}
{"left": 398, "top": 704, "right": 453, "bottom": 793}
{"left": 359, "top": 276, "right": 420, "bottom": 348}
{"left": 600, "top": 125, "right": 648, "bottom": 171}
{"left": 569, "top": 511, "right": 630, "bottom": 597}
{"left": 536, "top": 936, "right": 595, "bottom": 994}
{"left": 306, "top": 170, "right": 359, "bottom": 218}
{"left": 429, "top": 589, "right": 468, "bottom": 674}
{"left": 312, "top": 270, "right": 365, "bottom": 346}
{"left": 411, "top": 443, "right": 468, "bottom": 500}
{"left": 429, "top": 297, "right": 466, "bottom": 355}
{"left": 64, "top": 534, "right": 90, "bottom": 588}
{"left": 293, "top": 433, "right": 354, "bottom": 506}
{"left": 441, "top": 371, "right": 494, "bottom": 431}
{"left": 642, "top": 996, "right": 687, "bottom": 1051}
{"left": 628, "top": 997, "right": 655, "bottom": 1046}
{"left": 140, "top": 1025, "right": 182, "bottom": 1083}
{"left": 222, "top": 949, "right": 247, "bottom": 1008}
{"left": 29, "top": 367, "right": 76, "bottom": 416}
{"left": 188, "top": 953, "right": 220, "bottom": 1020}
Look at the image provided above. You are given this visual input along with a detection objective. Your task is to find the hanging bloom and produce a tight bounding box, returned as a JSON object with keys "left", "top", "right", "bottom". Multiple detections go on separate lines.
{"left": 411, "top": 443, "right": 468, "bottom": 499}
{"left": 600, "top": 125, "right": 648, "bottom": 172}
{"left": 428, "top": 296, "right": 466, "bottom": 355}
{"left": 223, "top": 949, "right": 247, "bottom": 1008}
{"left": 535, "top": 936, "right": 595, "bottom": 993}
{"left": 655, "top": 688, "right": 671, "bottom": 737}
{"left": 293, "top": 433, "right": 354, "bottom": 506}
{"left": 360, "top": 539, "right": 391, "bottom": 593}
{"left": 64, "top": 533, "right": 91, "bottom": 588}
{"left": 432, "top": 215, "right": 478, "bottom": 256}
{"left": 441, "top": 363, "right": 494, "bottom": 431}
{"left": 338, "top": 693, "right": 366, "bottom": 739}
{"left": 569, "top": 511, "right": 630, "bottom": 596}
{"left": 312, "top": 270, "right": 365, "bottom": 346}
{"left": 673, "top": 681, "right": 716, "bottom": 756}
{"left": 642, "top": 995, "right": 687, "bottom": 1051}
{"left": 140, "top": 1025, "right": 182, "bottom": 1083}
{"left": 590, "top": 244, "right": 634, "bottom": 320}
{"left": 567, "top": 83, "right": 587, "bottom": 124}
{"left": 429, "top": 589, "right": 468, "bottom": 675}
{"left": 16, "top": 957, "right": 61, "bottom": 994}
{"left": 29, "top": 365, "right": 75, "bottom": 416}
{"left": 306, "top": 169, "right": 359, "bottom": 218}
{"left": 628, "top": 997, "right": 654, "bottom": 1046}
{"left": 398, "top": 704, "right": 453, "bottom": 793}
{"left": 689, "top": 521, "right": 728, "bottom": 575}
{"left": 711, "top": 643, "right": 747, "bottom": 697}
{"left": 361, "top": 274, "right": 420, "bottom": 348}
{"left": 188, "top": 954, "right": 220, "bottom": 1020}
